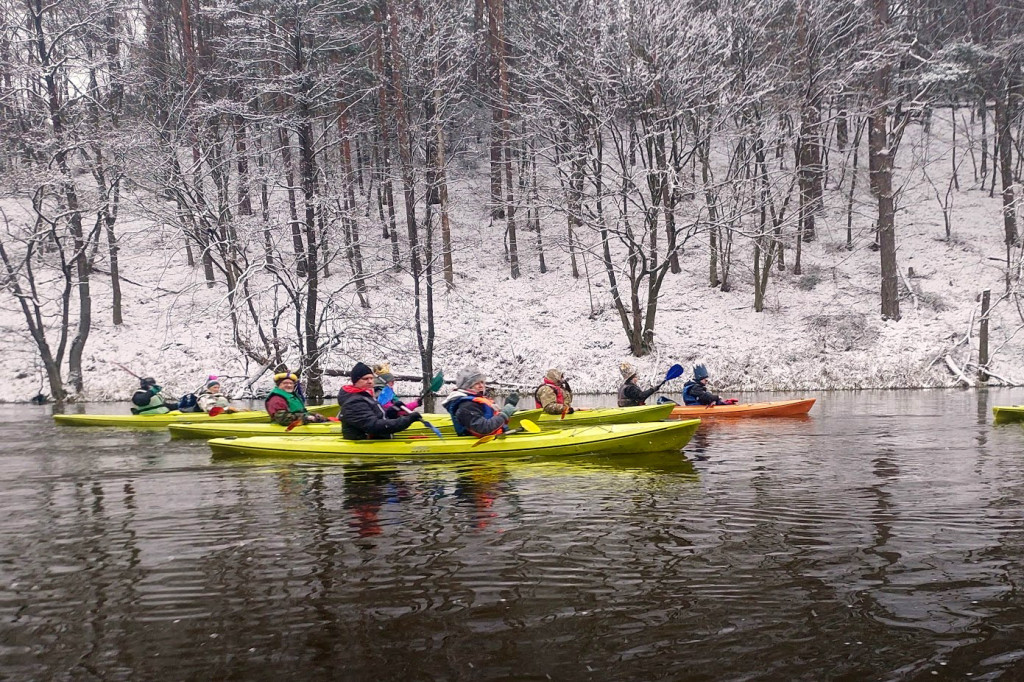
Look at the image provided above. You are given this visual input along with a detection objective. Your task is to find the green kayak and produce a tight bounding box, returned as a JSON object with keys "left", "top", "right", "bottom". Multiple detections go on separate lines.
{"left": 168, "top": 404, "right": 672, "bottom": 440}
{"left": 992, "top": 406, "right": 1024, "bottom": 424}
{"left": 206, "top": 420, "right": 702, "bottom": 461}
{"left": 168, "top": 408, "right": 546, "bottom": 440}
{"left": 53, "top": 403, "right": 339, "bottom": 428}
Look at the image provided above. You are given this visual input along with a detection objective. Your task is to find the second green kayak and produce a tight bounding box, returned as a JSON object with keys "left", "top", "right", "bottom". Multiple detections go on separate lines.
{"left": 207, "top": 420, "right": 702, "bottom": 460}
{"left": 168, "top": 409, "right": 546, "bottom": 439}
{"left": 53, "top": 403, "right": 339, "bottom": 428}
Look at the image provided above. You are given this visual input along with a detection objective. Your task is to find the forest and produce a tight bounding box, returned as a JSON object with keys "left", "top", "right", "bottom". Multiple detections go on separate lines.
{"left": 1, "top": 0, "right": 1023, "bottom": 403}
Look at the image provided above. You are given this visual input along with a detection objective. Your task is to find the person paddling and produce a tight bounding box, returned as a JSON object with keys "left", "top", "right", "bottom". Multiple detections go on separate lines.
{"left": 131, "top": 377, "right": 178, "bottom": 415}
{"left": 682, "top": 364, "right": 738, "bottom": 406}
{"left": 442, "top": 367, "right": 519, "bottom": 437}
{"left": 534, "top": 368, "right": 574, "bottom": 416}
{"left": 616, "top": 363, "right": 662, "bottom": 407}
{"left": 265, "top": 371, "right": 328, "bottom": 426}
{"left": 373, "top": 362, "right": 421, "bottom": 418}
{"left": 197, "top": 376, "right": 240, "bottom": 416}
{"left": 338, "top": 362, "right": 423, "bottom": 440}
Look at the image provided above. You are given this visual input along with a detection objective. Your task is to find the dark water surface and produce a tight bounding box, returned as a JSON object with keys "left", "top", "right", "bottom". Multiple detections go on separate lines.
{"left": 3, "top": 390, "right": 1024, "bottom": 681}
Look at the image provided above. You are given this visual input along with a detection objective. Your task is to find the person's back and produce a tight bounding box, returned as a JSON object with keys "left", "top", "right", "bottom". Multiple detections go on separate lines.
{"left": 131, "top": 377, "right": 175, "bottom": 415}
{"left": 535, "top": 369, "right": 574, "bottom": 415}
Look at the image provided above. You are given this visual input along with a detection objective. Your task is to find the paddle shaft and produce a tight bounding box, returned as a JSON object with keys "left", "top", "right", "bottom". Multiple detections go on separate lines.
{"left": 397, "top": 403, "right": 443, "bottom": 439}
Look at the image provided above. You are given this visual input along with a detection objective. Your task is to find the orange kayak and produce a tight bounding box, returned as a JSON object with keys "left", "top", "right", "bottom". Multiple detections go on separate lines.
{"left": 668, "top": 398, "right": 815, "bottom": 420}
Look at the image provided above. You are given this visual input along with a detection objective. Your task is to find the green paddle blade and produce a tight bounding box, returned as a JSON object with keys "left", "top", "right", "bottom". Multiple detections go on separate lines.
{"left": 429, "top": 371, "right": 444, "bottom": 394}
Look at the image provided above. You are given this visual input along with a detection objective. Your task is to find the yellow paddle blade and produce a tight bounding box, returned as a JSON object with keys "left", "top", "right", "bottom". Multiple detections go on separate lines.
{"left": 519, "top": 419, "right": 541, "bottom": 433}
{"left": 471, "top": 433, "right": 498, "bottom": 447}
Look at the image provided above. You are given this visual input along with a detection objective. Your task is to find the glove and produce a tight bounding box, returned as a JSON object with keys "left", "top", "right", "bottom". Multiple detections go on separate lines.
{"left": 500, "top": 403, "right": 517, "bottom": 419}
{"left": 567, "top": 406, "right": 575, "bottom": 415}
{"left": 505, "top": 392, "right": 520, "bottom": 407}
{"left": 392, "top": 398, "right": 406, "bottom": 409}
{"left": 723, "top": 398, "right": 739, "bottom": 405}
{"left": 301, "top": 413, "right": 314, "bottom": 424}
{"left": 408, "top": 412, "right": 424, "bottom": 423}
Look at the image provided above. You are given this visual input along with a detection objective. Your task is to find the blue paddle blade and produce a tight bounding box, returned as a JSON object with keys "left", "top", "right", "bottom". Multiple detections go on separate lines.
{"left": 423, "top": 420, "right": 444, "bottom": 439}
{"left": 664, "top": 364, "right": 685, "bottom": 382}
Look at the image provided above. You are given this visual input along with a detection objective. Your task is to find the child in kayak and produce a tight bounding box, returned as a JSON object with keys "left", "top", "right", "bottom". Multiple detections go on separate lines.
{"left": 682, "top": 364, "right": 738, "bottom": 406}
{"left": 373, "top": 362, "right": 421, "bottom": 418}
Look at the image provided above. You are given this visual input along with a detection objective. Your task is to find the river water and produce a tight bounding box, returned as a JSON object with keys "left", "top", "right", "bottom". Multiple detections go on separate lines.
{"left": 2, "top": 389, "right": 1024, "bottom": 680}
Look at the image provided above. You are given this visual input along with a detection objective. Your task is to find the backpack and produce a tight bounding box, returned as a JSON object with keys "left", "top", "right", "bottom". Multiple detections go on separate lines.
{"left": 178, "top": 393, "right": 199, "bottom": 413}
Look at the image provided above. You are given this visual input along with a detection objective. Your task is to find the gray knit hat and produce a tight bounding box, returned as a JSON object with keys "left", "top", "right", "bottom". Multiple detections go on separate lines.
{"left": 455, "top": 366, "right": 487, "bottom": 390}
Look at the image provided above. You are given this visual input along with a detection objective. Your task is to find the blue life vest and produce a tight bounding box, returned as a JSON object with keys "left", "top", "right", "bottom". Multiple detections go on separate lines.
{"left": 377, "top": 385, "right": 396, "bottom": 407}
{"left": 445, "top": 395, "right": 499, "bottom": 437}
{"left": 682, "top": 380, "right": 700, "bottom": 406}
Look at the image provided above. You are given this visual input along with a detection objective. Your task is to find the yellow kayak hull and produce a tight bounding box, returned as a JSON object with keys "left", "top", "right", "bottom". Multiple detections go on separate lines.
{"left": 992, "top": 406, "right": 1024, "bottom": 424}
{"left": 206, "top": 420, "right": 701, "bottom": 461}
{"left": 53, "top": 403, "right": 339, "bottom": 428}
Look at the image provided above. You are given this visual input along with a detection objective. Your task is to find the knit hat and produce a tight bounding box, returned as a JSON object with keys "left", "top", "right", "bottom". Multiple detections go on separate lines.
{"left": 273, "top": 371, "right": 298, "bottom": 385}
{"left": 373, "top": 362, "right": 395, "bottom": 384}
{"left": 455, "top": 366, "right": 487, "bottom": 390}
{"left": 545, "top": 368, "right": 564, "bottom": 384}
{"left": 140, "top": 377, "right": 157, "bottom": 389}
{"left": 619, "top": 362, "right": 637, "bottom": 381}
{"left": 351, "top": 362, "right": 374, "bottom": 383}
{"left": 206, "top": 375, "right": 221, "bottom": 389}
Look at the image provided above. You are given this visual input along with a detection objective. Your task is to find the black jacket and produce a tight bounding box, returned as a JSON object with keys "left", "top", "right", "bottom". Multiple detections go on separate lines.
{"left": 683, "top": 380, "right": 723, "bottom": 406}
{"left": 617, "top": 381, "right": 659, "bottom": 407}
{"left": 337, "top": 389, "right": 417, "bottom": 440}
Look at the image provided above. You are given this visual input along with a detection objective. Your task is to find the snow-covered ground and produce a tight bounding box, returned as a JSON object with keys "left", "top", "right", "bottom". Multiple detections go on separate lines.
{"left": 2, "top": 115, "right": 1021, "bottom": 403}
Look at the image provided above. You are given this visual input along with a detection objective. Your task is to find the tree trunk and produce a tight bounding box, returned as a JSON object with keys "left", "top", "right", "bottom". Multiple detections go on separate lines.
{"left": 869, "top": 0, "right": 900, "bottom": 321}
{"left": 994, "top": 87, "right": 1018, "bottom": 246}
{"left": 487, "top": 0, "right": 519, "bottom": 278}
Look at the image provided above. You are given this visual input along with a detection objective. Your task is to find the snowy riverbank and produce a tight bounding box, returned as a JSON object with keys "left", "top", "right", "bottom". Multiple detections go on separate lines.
{"left": 2, "top": 121, "right": 1022, "bottom": 403}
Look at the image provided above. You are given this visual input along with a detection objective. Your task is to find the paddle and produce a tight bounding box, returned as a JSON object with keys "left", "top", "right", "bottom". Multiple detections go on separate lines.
{"left": 394, "top": 371, "right": 444, "bottom": 438}
{"left": 472, "top": 419, "right": 541, "bottom": 447}
{"left": 656, "top": 363, "right": 685, "bottom": 389}
{"left": 399, "top": 405, "right": 444, "bottom": 439}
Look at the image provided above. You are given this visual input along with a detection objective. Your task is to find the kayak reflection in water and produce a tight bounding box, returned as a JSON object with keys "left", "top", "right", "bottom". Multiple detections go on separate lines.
{"left": 682, "top": 364, "right": 738, "bottom": 406}
{"left": 454, "top": 464, "right": 515, "bottom": 531}
{"left": 343, "top": 466, "right": 406, "bottom": 538}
